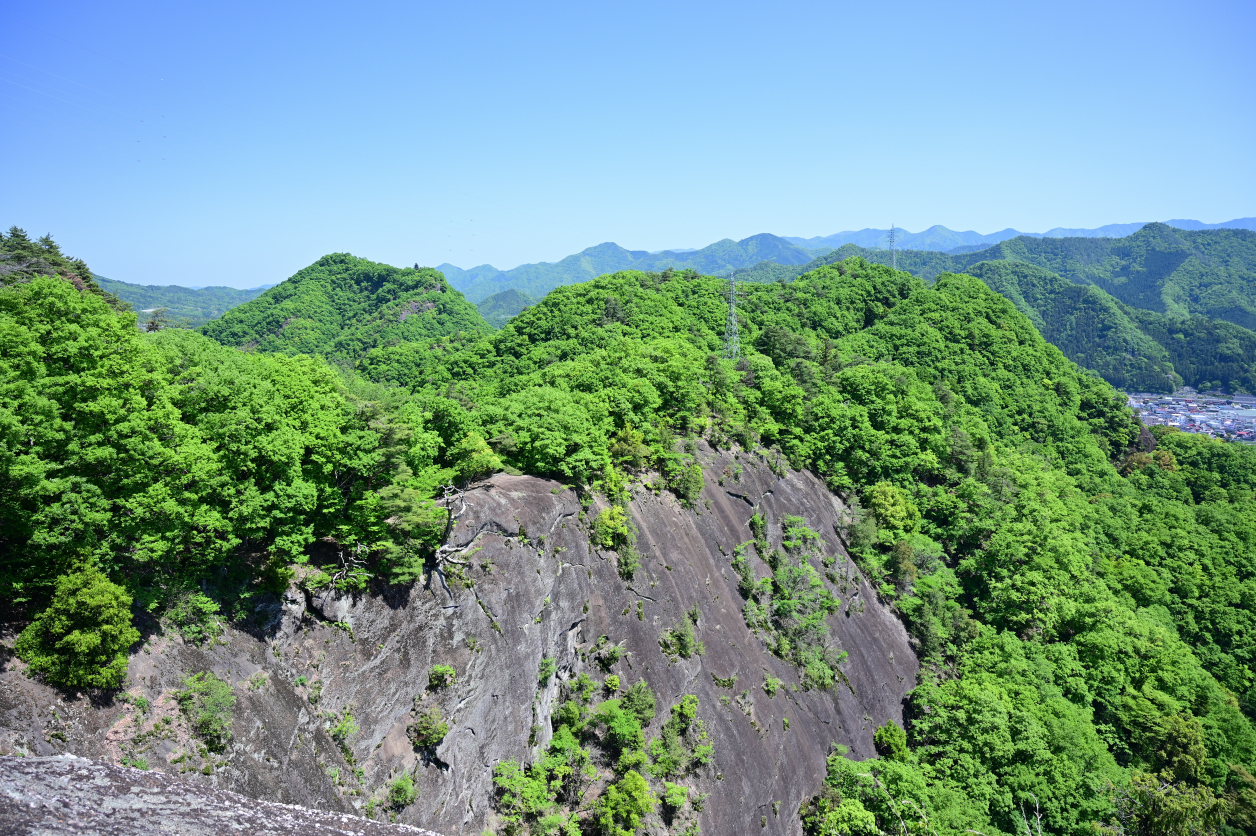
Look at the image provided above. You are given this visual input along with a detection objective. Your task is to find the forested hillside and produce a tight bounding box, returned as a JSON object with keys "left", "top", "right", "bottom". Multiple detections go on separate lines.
{"left": 795, "top": 224, "right": 1256, "bottom": 329}
{"left": 200, "top": 253, "right": 489, "bottom": 359}
{"left": 961, "top": 262, "right": 1181, "bottom": 393}
{"left": 95, "top": 275, "right": 271, "bottom": 329}
{"left": 6, "top": 248, "right": 1256, "bottom": 834}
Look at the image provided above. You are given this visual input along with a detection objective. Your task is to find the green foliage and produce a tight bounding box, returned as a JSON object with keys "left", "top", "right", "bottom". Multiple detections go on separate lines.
{"left": 736, "top": 515, "right": 846, "bottom": 689}
{"left": 14, "top": 565, "right": 140, "bottom": 689}
{"left": 408, "top": 705, "right": 448, "bottom": 750}
{"left": 12, "top": 232, "right": 1256, "bottom": 834}
{"left": 622, "top": 681, "right": 657, "bottom": 727}
{"left": 801, "top": 227, "right": 1256, "bottom": 393}
{"left": 328, "top": 707, "right": 359, "bottom": 758}
{"left": 604, "top": 674, "right": 620, "bottom": 693}
{"left": 442, "top": 235, "right": 820, "bottom": 303}
{"left": 175, "top": 672, "right": 235, "bottom": 752}
{"left": 428, "top": 664, "right": 456, "bottom": 690}
{"left": 120, "top": 754, "right": 150, "bottom": 770}
{"left": 872, "top": 720, "right": 908, "bottom": 762}
{"left": 163, "top": 591, "right": 222, "bottom": 645}
{"left": 659, "top": 618, "right": 704, "bottom": 661}
{"left": 648, "top": 696, "right": 712, "bottom": 779}
{"left": 593, "top": 506, "right": 631, "bottom": 550}
{"left": 492, "top": 675, "right": 704, "bottom": 835}
{"left": 0, "top": 271, "right": 458, "bottom": 613}
{"left": 594, "top": 770, "right": 656, "bottom": 836}
{"left": 387, "top": 774, "right": 417, "bottom": 809}
{"left": 0, "top": 227, "right": 117, "bottom": 306}
{"left": 538, "top": 657, "right": 557, "bottom": 686}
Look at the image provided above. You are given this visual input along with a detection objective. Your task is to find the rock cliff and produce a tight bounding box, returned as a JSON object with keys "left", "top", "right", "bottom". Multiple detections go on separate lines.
{"left": 0, "top": 444, "right": 916, "bottom": 835}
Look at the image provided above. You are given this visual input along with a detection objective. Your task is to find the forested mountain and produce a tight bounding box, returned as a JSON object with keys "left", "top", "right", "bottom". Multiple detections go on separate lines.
{"left": 733, "top": 226, "right": 1256, "bottom": 393}
{"left": 7, "top": 244, "right": 1256, "bottom": 834}
{"left": 440, "top": 233, "right": 828, "bottom": 302}
{"left": 962, "top": 261, "right": 1182, "bottom": 392}
{"left": 94, "top": 275, "right": 272, "bottom": 329}
{"left": 796, "top": 224, "right": 1256, "bottom": 329}
{"left": 475, "top": 287, "right": 537, "bottom": 329}
{"left": 200, "top": 253, "right": 489, "bottom": 360}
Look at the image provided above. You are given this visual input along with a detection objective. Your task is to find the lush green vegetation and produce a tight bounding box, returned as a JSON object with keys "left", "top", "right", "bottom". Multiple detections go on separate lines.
{"left": 13, "top": 565, "right": 140, "bottom": 688}
{"left": 175, "top": 671, "right": 236, "bottom": 752}
{"left": 962, "top": 261, "right": 1181, "bottom": 393}
{"left": 964, "top": 259, "right": 1256, "bottom": 394}
{"left": 94, "top": 275, "right": 271, "bottom": 330}
{"left": 796, "top": 226, "right": 1256, "bottom": 327}
{"left": 0, "top": 272, "right": 451, "bottom": 624}
{"left": 8, "top": 241, "right": 1256, "bottom": 833}
{"left": 477, "top": 288, "right": 538, "bottom": 329}
{"left": 201, "top": 253, "right": 489, "bottom": 360}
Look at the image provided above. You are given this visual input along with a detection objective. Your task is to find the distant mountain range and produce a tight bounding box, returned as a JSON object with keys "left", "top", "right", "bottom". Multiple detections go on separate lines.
{"left": 439, "top": 233, "right": 828, "bottom": 303}
{"left": 782, "top": 217, "right": 1256, "bottom": 253}
{"left": 439, "top": 218, "right": 1255, "bottom": 304}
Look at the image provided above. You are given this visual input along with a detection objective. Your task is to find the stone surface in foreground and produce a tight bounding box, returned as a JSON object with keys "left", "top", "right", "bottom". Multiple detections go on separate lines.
{"left": 0, "top": 755, "right": 441, "bottom": 836}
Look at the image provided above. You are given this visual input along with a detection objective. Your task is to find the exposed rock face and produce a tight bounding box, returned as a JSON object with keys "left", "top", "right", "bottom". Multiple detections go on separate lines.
{"left": 0, "top": 445, "right": 916, "bottom": 835}
{"left": 0, "top": 755, "right": 442, "bottom": 835}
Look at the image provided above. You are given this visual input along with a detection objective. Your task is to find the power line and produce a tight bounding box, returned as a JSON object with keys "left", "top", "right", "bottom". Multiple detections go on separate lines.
{"left": 723, "top": 273, "right": 740, "bottom": 359}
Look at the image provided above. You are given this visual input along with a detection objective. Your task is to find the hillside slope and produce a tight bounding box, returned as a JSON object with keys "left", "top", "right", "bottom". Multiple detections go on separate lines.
{"left": 201, "top": 253, "right": 489, "bottom": 359}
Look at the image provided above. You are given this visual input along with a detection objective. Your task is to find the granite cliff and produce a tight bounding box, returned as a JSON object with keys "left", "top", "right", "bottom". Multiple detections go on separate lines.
{"left": 0, "top": 444, "right": 915, "bottom": 834}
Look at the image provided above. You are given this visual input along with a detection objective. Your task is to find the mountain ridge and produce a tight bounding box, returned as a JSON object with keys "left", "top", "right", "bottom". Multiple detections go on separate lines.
{"left": 439, "top": 232, "right": 828, "bottom": 303}
{"left": 782, "top": 216, "right": 1256, "bottom": 251}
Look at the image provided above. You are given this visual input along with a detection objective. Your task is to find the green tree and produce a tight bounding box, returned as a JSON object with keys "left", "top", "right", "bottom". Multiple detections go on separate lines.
{"left": 14, "top": 565, "right": 139, "bottom": 689}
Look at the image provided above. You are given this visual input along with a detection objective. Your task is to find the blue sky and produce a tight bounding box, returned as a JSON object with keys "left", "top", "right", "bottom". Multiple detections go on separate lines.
{"left": 4, "top": 0, "right": 1254, "bottom": 288}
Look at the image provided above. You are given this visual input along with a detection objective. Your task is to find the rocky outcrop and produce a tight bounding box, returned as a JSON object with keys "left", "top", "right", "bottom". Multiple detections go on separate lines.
{"left": 0, "top": 754, "right": 441, "bottom": 835}
{"left": 0, "top": 444, "right": 916, "bottom": 835}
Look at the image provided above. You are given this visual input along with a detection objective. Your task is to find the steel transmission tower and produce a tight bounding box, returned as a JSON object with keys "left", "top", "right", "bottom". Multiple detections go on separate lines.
{"left": 723, "top": 273, "right": 740, "bottom": 359}
{"left": 887, "top": 224, "right": 898, "bottom": 270}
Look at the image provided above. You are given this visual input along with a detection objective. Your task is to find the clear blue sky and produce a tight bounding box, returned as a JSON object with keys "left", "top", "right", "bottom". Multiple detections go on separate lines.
{"left": 4, "top": 0, "right": 1254, "bottom": 288}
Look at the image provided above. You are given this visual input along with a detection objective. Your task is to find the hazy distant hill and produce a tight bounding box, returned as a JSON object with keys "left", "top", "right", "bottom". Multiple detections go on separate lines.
{"left": 783, "top": 216, "right": 1256, "bottom": 252}
{"left": 94, "top": 275, "right": 272, "bottom": 328}
{"left": 476, "top": 288, "right": 537, "bottom": 329}
{"left": 439, "top": 233, "right": 828, "bottom": 302}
